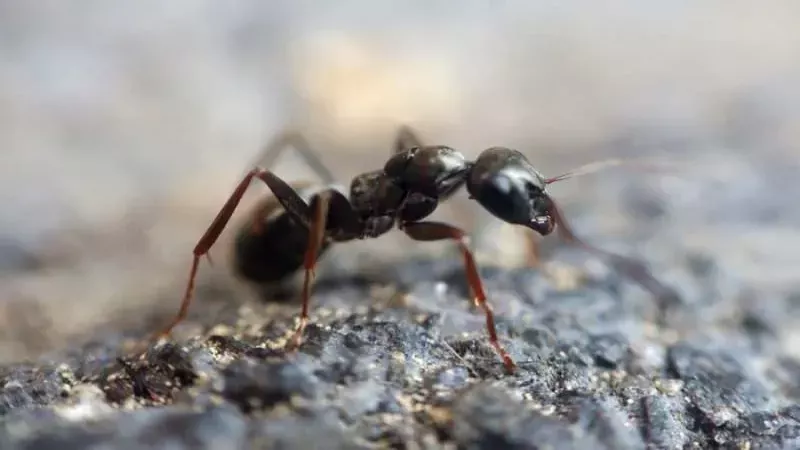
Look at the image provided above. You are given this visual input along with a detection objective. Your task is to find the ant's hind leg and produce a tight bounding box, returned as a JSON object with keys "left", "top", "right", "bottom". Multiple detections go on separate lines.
{"left": 153, "top": 168, "right": 315, "bottom": 343}
{"left": 249, "top": 128, "right": 336, "bottom": 184}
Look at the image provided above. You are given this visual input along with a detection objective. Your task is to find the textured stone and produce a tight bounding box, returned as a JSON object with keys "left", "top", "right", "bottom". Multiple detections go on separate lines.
{"left": 1, "top": 220, "right": 799, "bottom": 448}
{"left": 0, "top": 406, "right": 248, "bottom": 450}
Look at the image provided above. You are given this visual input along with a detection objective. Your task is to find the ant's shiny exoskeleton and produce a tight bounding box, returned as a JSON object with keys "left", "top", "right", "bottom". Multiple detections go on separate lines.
{"left": 152, "top": 126, "right": 675, "bottom": 373}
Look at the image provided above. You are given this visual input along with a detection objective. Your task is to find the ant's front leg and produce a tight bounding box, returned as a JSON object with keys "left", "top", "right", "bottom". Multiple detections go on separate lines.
{"left": 400, "top": 220, "right": 516, "bottom": 374}
{"left": 523, "top": 229, "right": 546, "bottom": 268}
{"left": 547, "top": 197, "right": 679, "bottom": 303}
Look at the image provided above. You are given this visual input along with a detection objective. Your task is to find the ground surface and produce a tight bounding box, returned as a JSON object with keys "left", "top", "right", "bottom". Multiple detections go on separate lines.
{"left": 3, "top": 4, "right": 800, "bottom": 449}
{"left": 3, "top": 170, "right": 800, "bottom": 450}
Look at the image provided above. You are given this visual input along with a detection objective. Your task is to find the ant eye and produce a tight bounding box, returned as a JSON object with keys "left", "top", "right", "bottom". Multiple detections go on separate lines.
{"left": 491, "top": 175, "right": 513, "bottom": 194}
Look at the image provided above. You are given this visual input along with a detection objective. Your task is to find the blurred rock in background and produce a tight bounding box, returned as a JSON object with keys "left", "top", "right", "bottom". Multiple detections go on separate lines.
{"left": 2, "top": 0, "right": 800, "bottom": 362}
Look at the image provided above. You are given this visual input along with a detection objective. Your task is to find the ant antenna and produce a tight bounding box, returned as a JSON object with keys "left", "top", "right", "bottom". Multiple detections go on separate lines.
{"left": 544, "top": 156, "right": 678, "bottom": 185}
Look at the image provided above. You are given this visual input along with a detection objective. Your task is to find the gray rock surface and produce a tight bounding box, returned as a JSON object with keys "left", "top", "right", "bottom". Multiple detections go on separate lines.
{"left": 2, "top": 220, "right": 800, "bottom": 449}
{"left": 3, "top": 4, "right": 800, "bottom": 450}
{"left": 3, "top": 134, "right": 800, "bottom": 450}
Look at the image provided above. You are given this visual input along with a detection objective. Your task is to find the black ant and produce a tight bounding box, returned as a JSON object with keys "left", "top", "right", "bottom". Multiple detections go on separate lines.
{"left": 152, "top": 126, "right": 676, "bottom": 374}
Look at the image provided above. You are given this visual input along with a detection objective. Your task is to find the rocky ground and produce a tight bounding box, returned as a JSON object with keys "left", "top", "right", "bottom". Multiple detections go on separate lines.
{"left": 3, "top": 4, "right": 800, "bottom": 449}
{"left": 3, "top": 159, "right": 800, "bottom": 450}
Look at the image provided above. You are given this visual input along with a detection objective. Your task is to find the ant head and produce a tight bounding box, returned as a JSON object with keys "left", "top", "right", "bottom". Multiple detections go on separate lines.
{"left": 468, "top": 148, "right": 671, "bottom": 236}
{"left": 467, "top": 147, "right": 556, "bottom": 235}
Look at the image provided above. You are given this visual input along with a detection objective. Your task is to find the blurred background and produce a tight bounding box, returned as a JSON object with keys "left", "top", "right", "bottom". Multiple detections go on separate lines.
{"left": 2, "top": 0, "right": 800, "bottom": 362}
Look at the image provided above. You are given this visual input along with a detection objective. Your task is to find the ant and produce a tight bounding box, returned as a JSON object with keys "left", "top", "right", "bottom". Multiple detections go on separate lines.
{"left": 151, "top": 126, "right": 676, "bottom": 374}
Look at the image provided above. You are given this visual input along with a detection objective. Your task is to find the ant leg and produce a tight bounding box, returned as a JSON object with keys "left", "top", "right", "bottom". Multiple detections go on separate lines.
{"left": 249, "top": 128, "right": 336, "bottom": 185}
{"left": 548, "top": 197, "right": 678, "bottom": 302}
{"left": 392, "top": 125, "right": 425, "bottom": 154}
{"left": 401, "top": 220, "right": 516, "bottom": 373}
{"left": 245, "top": 129, "right": 335, "bottom": 236}
{"left": 153, "top": 168, "right": 314, "bottom": 342}
{"left": 525, "top": 229, "right": 545, "bottom": 268}
{"left": 286, "top": 191, "right": 332, "bottom": 351}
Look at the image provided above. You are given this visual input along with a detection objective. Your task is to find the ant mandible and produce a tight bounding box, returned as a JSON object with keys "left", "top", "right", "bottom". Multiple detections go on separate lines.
{"left": 152, "top": 126, "right": 675, "bottom": 374}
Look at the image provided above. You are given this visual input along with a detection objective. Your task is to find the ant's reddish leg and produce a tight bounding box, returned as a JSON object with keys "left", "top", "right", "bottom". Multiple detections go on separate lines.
{"left": 401, "top": 220, "right": 516, "bottom": 374}
{"left": 524, "top": 229, "right": 546, "bottom": 268}
{"left": 152, "top": 168, "right": 262, "bottom": 342}
{"left": 153, "top": 168, "right": 314, "bottom": 343}
{"left": 286, "top": 192, "right": 331, "bottom": 351}
{"left": 243, "top": 128, "right": 338, "bottom": 236}
{"left": 548, "top": 197, "right": 679, "bottom": 302}
{"left": 249, "top": 129, "right": 336, "bottom": 185}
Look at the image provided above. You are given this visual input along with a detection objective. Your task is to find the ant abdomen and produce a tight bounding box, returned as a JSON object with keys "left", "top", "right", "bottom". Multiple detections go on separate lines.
{"left": 232, "top": 211, "right": 330, "bottom": 286}
{"left": 232, "top": 186, "right": 333, "bottom": 286}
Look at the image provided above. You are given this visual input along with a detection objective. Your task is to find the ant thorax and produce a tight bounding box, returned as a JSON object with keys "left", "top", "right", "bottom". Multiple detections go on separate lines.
{"left": 349, "top": 170, "right": 405, "bottom": 217}
{"left": 385, "top": 145, "right": 470, "bottom": 197}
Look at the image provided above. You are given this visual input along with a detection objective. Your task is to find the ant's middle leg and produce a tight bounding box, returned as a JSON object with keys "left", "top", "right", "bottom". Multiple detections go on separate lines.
{"left": 392, "top": 125, "right": 426, "bottom": 154}
{"left": 285, "top": 191, "right": 331, "bottom": 351}
{"left": 245, "top": 128, "right": 337, "bottom": 235}
{"left": 401, "top": 220, "right": 516, "bottom": 373}
{"left": 249, "top": 128, "right": 336, "bottom": 185}
{"left": 284, "top": 187, "right": 364, "bottom": 350}
{"left": 152, "top": 168, "right": 316, "bottom": 342}
{"left": 524, "top": 229, "right": 546, "bottom": 268}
